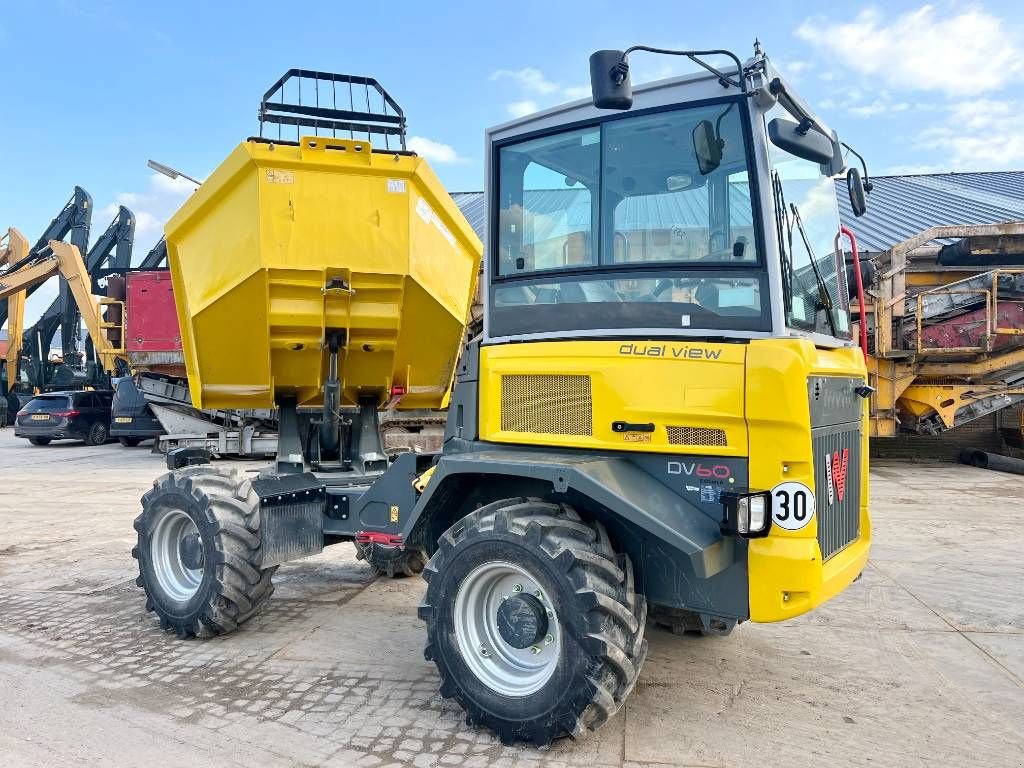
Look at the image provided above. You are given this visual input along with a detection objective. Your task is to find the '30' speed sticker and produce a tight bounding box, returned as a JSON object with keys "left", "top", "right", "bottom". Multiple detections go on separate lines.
{"left": 770, "top": 482, "right": 815, "bottom": 530}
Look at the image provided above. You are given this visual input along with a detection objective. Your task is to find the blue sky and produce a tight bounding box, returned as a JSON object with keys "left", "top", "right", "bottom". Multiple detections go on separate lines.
{"left": 2, "top": 0, "right": 1023, "bottom": 323}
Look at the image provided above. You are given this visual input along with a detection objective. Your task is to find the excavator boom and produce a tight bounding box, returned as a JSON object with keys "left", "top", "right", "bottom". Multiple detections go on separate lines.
{"left": 0, "top": 240, "right": 123, "bottom": 374}
{"left": 0, "top": 228, "right": 30, "bottom": 383}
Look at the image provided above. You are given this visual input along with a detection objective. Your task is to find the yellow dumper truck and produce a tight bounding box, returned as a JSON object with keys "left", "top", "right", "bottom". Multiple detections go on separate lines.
{"left": 133, "top": 48, "right": 872, "bottom": 745}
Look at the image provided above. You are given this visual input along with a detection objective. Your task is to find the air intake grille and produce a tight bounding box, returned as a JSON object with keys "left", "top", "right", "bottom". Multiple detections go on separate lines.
{"left": 813, "top": 425, "right": 862, "bottom": 560}
{"left": 500, "top": 374, "right": 592, "bottom": 436}
{"left": 666, "top": 425, "right": 727, "bottom": 447}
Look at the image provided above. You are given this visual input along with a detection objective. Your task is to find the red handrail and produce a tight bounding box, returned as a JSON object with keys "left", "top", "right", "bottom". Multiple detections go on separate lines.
{"left": 839, "top": 225, "right": 868, "bottom": 361}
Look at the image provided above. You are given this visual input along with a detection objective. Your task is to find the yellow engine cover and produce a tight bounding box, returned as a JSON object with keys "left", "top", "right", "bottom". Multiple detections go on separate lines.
{"left": 164, "top": 136, "right": 482, "bottom": 410}
{"left": 476, "top": 338, "right": 870, "bottom": 623}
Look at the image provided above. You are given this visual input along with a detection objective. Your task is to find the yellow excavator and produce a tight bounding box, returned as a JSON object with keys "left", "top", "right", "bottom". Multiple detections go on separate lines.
{"left": 0, "top": 231, "right": 125, "bottom": 376}
{"left": 0, "top": 229, "right": 29, "bottom": 386}
{"left": 132, "top": 51, "right": 872, "bottom": 746}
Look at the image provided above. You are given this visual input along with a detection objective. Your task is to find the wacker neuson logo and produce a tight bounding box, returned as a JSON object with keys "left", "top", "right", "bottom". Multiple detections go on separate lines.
{"left": 618, "top": 343, "right": 723, "bottom": 360}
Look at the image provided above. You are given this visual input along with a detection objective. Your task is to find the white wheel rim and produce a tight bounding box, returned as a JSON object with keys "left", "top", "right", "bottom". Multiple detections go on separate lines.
{"left": 453, "top": 561, "right": 561, "bottom": 697}
{"left": 151, "top": 508, "right": 203, "bottom": 602}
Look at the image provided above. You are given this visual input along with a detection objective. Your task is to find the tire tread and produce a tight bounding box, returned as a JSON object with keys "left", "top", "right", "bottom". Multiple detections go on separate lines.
{"left": 420, "top": 496, "right": 647, "bottom": 746}
{"left": 132, "top": 466, "right": 277, "bottom": 639}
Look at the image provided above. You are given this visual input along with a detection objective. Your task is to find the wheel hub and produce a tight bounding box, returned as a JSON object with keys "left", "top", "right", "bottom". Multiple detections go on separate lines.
{"left": 150, "top": 508, "right": 204, "bottom": 602}
{"left": 179, "top": 532, "right": 204, "bottom": 570}
{"left": 453, "top": 561, "right": 561, "bottom": 697}
{"left": 496, "top": 594, "right": 548, "bottom": 649}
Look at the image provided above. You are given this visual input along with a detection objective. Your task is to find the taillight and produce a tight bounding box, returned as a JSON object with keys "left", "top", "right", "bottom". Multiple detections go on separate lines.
{"left": 16, "top": 410, "right": 27, "bottom": 417}
{"left": 52, "top": 410, "right": 81, "bottom": 418}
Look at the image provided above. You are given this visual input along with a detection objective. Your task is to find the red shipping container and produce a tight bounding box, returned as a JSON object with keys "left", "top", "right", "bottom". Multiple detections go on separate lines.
{"left": 126, "top": 271, "right": 185, "bottom": 374}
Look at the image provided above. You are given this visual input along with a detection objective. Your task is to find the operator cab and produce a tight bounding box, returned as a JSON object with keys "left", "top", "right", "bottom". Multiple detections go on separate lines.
{"left": 485, "top": 43, "right": 868, "bottom": 347}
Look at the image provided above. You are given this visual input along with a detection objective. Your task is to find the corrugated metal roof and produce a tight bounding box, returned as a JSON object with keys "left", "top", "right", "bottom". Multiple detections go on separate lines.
{"left": 835, "top": 171, "right": 1024, "bottom": 252}
{"left": 450, "top": 192, "right": 485, "bottom": 241}
{"left": 453, "top": 170, "right": 1024, "bottom": 253}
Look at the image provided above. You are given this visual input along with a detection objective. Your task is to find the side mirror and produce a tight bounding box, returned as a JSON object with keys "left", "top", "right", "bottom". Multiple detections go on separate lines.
{"left": 590, "top": 50, "right": 632, "bottom": 110}
{"left": 693, "top": 120, "right": 723, "bottom": 175}
{"left": 767, "top": 118, "right": 833, "bottom": 165}
{"left": 847, "top": 167, "right": 868, "bottom": 217}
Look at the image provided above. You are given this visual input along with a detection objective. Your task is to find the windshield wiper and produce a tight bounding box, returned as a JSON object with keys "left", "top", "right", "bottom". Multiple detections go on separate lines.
{"left": 789, "top": 203, "right": 837, "bottom": 337}
{"left": 772, "top": 172, "right": 793, "bottom": 313}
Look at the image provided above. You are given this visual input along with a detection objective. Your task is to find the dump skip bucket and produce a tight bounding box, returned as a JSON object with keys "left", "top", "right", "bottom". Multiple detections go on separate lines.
{"left": 165, "top": 135, "right": 481, "bottom": 411}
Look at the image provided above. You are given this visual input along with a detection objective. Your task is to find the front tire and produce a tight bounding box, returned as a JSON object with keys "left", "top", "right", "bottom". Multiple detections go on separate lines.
{"left": 119, "top": 436, "right": 142, "bottom": 447}
{"left": 132, "top": 466, "right": 276, "bottom": 638}
{"left": 419, "top": 498, "right": 647, "bottom": 746}
{"left": 28, "top": 437, "right": 52, "bottom": 446}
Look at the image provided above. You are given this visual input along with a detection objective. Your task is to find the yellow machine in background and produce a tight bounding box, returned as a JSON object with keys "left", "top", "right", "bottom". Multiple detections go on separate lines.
{"left": 134, "top": 58, "right": 871, "bottom": 747}
{"left": 858, "top": 222, "right": 1024, "bottom": 436}
{"left": 0, "top": 229, "right": 29, "bottom": 380}
{"left": 0, "top": 230, "right": 124, "bottom": 375}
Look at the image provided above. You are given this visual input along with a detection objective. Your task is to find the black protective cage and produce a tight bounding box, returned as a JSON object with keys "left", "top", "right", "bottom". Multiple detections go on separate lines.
{"left": 258, "top": 69, "right": 408, "bottom": 151}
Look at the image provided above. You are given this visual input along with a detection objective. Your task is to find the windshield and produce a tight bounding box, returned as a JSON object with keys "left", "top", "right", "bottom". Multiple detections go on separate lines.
{"left": 765, "top": 106, "right": 851, "bottom": 338}
{"left": 492, "top": 99, "right": 768, "bottom": 337}
{"left": 25, "top": 395, "right": 71, "bottom": 412}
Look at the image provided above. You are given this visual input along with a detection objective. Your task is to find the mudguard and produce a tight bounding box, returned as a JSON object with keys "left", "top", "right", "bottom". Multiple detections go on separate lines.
{"left": 405, "top": 445, "right": 735, "bottom": 580}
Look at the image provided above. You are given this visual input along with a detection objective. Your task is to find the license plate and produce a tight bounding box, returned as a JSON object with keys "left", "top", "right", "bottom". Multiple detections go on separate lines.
{"left": 31, "top": 414, "right": 50, "bottom": 421}
{"left": 115, "top": 416, "right": 133, "bottom": 424}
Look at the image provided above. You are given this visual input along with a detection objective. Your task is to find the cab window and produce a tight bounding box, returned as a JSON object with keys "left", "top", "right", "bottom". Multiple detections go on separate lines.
{"left": 491, "top": 99, "right": 768, "bottom": 337}
{"left": 765, "top": 103, "right": 850, "bottom": 338}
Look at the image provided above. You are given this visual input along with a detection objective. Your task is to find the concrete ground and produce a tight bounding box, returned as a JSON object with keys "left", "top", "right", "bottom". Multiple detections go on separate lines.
{"left": 0, "top": 428, "right": 1021, "bottom": 768}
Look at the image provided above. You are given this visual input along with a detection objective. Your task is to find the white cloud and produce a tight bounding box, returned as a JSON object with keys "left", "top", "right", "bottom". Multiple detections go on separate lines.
{"left": 795, "top": 5, "right": 1022, "bottom": 96}
{"left": 490, "top": 68, "right": 560, "bottom": 95}
{"left": 848, "top": 100, "right": 909, "bottom": 118}
{"left": 507, "top": 100, "right": 539, "bottom": 118}
{"left": 774, "top": 59, "right": 809, "bottom": 80}
{"left": 629, "top": 59, "right": 686, "bottom": 85}
{"left": 562, "top": 85, "right": 592, "bottom": 100}
{"left": 814, "top": 88, "right": 925, "bottom": 119}
{"left": 99, "top": 172, "right": 197, "bottom": 245}
{"left": 490, "top": 66, "right": 591, "bottom": 118}
{"left": 152, "top": 173, "right": 198, "bottom": 196}
{"left": 407, "top": 136, "right": 465, "bottom": 164}
{"left": 916, "top": 99, "right": 1024, "bottom": 168}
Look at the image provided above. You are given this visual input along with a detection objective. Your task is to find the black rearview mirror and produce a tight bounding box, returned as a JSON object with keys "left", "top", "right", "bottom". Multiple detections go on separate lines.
{"left": 590, "top": 50, "right": 633, "bottom": 110}
{"left": 767, "top": 118, "right": 834, "bottom": 165}
{"left": 693, "top": 120, "right": 723, "bottom": 176}
{"left": 847, "top": 167, "right": 867, "bottom": 217}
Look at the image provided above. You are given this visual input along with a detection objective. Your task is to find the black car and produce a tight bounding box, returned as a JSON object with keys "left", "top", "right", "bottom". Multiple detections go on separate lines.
{"left": 14, "top": 390, "right": 114, "bottom": 446}
{"left": 110, "top": 377, "right": 164, "bottom": 447}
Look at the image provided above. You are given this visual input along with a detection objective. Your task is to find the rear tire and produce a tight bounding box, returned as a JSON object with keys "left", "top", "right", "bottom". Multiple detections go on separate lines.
{"left": 132, "top": 466, "right": 276, "bottom": 638}
{"left": 354, "top": 541, "right": 426, "bottom": 577}
{"left": 85, "top": 421, "right": 108, "bottom": 446}
{"left": 28, "top": 437, "right": 52, "bottom": 446}
{"left": 419, "top": 497, "right": 647, "bottom": 746}
{"left": 119, "top": 436, "right": 142, "bottom": 447}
